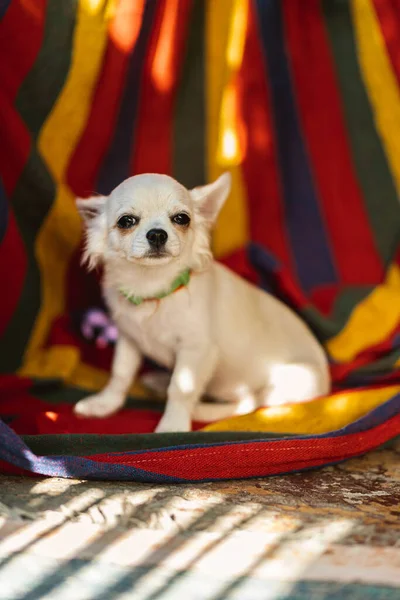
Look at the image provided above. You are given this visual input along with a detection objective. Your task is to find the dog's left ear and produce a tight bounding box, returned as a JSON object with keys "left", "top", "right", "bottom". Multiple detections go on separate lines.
{"left": 190, "top": 172, "right": 231, "bottom": 223}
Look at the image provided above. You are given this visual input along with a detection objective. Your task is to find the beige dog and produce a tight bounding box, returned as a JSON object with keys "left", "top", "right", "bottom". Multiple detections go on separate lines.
{"left": 74, "top": 173, "right": 330, "bottom": 432}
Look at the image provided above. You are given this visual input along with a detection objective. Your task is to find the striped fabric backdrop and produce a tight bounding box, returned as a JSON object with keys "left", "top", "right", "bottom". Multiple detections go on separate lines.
{"left": 0, "top": 0, "right": 399, "bottom": 482}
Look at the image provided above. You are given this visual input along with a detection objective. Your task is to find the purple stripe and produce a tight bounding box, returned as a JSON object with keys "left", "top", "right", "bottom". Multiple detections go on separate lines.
{"left": 95, "top": 0, "right": 157, "bottom": 194}
{"left": 0, "top": 421, "right": 184, "bottom": 482}
{"left": 0, "top": 0, "right": 12, "bottom": 20}
{"left": 254, "top": 0, "right": 338, "bottom": 294}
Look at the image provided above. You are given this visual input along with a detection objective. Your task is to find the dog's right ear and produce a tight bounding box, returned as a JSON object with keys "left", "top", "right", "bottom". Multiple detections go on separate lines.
{"left": 76, "top": 195, "right": 108, "bottom": 270}
{"left": 190, "top": 172, "right": 231, "bottom": 224}
{"left": 76, "top": 195, "right": 107, "bottom": 224}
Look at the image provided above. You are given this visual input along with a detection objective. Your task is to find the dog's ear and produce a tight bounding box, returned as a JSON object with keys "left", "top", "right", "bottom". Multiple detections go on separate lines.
{"left": 190, "top": 172, "right": 231, "bottom": 223}
{"left": 76, "top": 195, "right": 107, "bottom": 223}
{"left": 76, "top": 195, "right": 108, "bottom": 270}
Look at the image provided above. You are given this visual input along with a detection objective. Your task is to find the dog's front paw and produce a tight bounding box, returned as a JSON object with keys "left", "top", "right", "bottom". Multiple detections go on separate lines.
{"left": 74, "top": 393, "right": 124, "bottom": 418}
{"left": 155, "top": 412, "right": 191, "bottom": 433}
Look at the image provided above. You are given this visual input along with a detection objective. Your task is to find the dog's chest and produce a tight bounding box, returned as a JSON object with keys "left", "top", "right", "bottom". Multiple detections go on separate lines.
{"left": 110, "top": 295, "right": 187, "bottom": 368}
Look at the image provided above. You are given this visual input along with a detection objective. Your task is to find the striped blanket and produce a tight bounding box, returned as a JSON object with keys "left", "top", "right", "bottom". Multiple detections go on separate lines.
{"left": 0, "top": 0, "right": 399, "bottom": 482}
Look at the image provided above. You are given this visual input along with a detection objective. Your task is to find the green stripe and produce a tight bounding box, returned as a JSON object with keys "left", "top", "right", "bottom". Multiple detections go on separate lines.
{"left": 23, "top": 432, "right": 400, "bottom": 458}
{"left": 23, "top": 429, "right": 293, "bottom": 456}
{"left": 300, "top": 306, "right": 340, "bottom": 344}
{"left": 355, "top": 348, "right": 400, "bottom": 375}
{"left": 31, "top": 379, "right": 164, "bottom": 411}
{"left": 332, "top": 286, "right": 373, "bottom": 325}
{"left": 16, "top": 1, "right": 78, "bottom": 139}
{"left": 322, "top": 0, "right": 400, "bottom": 265}
{"left": 0, "top": 2, "right": 78, "bottom": 372}
{"left": 173, "top": 0, "right": 205, "bottom": 188}
{"left": 301, "top": 286, "right": 372, "bottom": 344}
{"left": 0, "top": 155, "right": 54, "bottom": 372}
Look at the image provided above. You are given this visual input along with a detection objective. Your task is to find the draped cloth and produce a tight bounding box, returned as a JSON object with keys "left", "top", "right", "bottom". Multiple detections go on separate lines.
{"left": 0, "top": 0, "right": 399, "bottom": 481}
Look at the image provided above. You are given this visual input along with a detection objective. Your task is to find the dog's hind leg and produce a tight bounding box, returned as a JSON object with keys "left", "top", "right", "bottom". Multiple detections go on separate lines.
{"left": 257, "top": 362, "right": 330, "bottom": 408}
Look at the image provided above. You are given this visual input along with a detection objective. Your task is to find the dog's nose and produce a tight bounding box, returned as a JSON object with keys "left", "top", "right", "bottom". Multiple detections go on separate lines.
{"left": 146, "top": 228, "right": 168, "bottom": 248}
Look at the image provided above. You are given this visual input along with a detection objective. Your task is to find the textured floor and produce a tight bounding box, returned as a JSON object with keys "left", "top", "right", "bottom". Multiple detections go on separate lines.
{"left": 0, "top": 440, "right": 399, "bottom": 599}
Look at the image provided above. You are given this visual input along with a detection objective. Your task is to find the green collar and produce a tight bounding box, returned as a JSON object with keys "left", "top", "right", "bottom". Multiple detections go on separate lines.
{"left": 120, "top": 269, "right": 191, "bottom": 306}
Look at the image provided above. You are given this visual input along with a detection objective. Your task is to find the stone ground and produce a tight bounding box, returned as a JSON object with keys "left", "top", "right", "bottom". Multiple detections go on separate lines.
{"left": 0, "top": 441, "right": 399, "bottom": 599}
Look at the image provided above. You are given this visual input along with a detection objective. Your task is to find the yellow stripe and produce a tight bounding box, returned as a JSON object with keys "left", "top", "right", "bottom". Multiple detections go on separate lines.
{"left": 327, "top": 263, "right": 400, "bottom": 362}
{"left": 203, "top": 385, "right": 400, "bottom": 434}
{"left": 352, "top": 0, "right": 400, "bottom": 194}
{"left": 206, "top": 0, "right": 249, "bottom": 258}
{"left": 21, "top": 344, "right": 150, "bottom": 398}
{"left": 70, "top": 361, "right": 151, "bottom": 398}
{"left": 20, "top": 0, "right": 111, "bottom": 374}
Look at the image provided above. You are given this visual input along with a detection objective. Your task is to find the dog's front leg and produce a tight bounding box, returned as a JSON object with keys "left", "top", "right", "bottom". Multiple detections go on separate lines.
{"left": 74, "top": 334, "right": 142, "bottom": 418}
{"left": 155, "top": 345, "right": 218, "bottom": 433}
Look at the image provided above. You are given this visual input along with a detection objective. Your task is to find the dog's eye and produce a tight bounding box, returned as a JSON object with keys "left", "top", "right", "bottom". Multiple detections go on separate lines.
{"left": 117, "top": 215, "right": 137, "bottom": 229}
{"left": 172, "top": 213, "right": 190, "bottom": 226}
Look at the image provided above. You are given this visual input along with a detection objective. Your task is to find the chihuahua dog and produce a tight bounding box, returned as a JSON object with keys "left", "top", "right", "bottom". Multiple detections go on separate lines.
{"left": 74, "top": 173, "right": 330, "bottom": 432}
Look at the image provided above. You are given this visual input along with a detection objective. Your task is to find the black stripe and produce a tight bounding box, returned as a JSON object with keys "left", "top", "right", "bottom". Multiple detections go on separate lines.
{"left": 322, "top": 0, "right": 400, "bottom": 265}
{"left": 173, "top": 0, "right": 206, "bottom": 188}
{"left": 0, "top": 1, "right": 78, "bottom": 372}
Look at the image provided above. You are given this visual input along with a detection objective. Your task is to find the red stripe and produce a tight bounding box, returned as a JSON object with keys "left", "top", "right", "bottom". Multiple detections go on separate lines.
{"left": 0, "top": 462, "right": 40, "bottom": 477}
{"left": 88, "top": 411, "right": 400, "bottom": 480}
{"left": 0, "top": 106, "right": 29, "bottom": 334}
{"left": 67, "top": 0, "right": 146, "bottom": 196}
{"left": 0, "top": 374, "right": 32, "bottom": 393}
{"left": 0, "top": 0, "right": 46, "bottom": 309}
{"left": 0, "top": 0, "right": 47, "bottom": 100}
{"left": 0, "top": 0, "right": 46, "bottom": 193}
{"left": 130, "top": 0, "right": 192, "bottom": 175}
{"left": 46, "top": 314, "right": 113, "bottom": 372}
{"left": 282, "top": 0, "right": 383, "bottom": 285}
{"left": 331, "top": 324, "right": 400, "bottom": 384}
{"left": 273, "top": 268, "right": 310, "bottom": 311}
{"left": 374, "top": 0, "right": 400, "bottom": 85}
{"left": 219, "top": 248, "right": 259, "bottom": 285}
{"left": 65, "top": 242, "right": 102, "bottom": 316}
{"left": 0, "top": 2, "right": 45, "bottom": 337}
{"left": 240, "top": 4, "right": 295, "bottom": 275}
{"left": 309, "top": 284, "right": 338, "bottom": 317}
